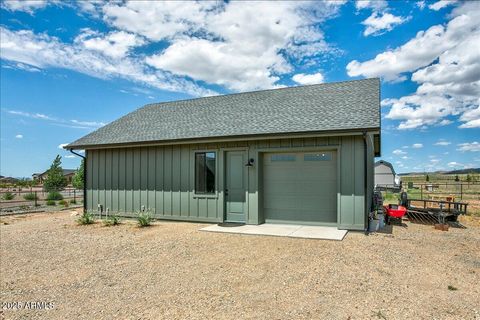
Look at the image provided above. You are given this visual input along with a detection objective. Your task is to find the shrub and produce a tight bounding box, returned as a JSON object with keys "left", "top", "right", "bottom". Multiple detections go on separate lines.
{"left": 137, "top": 210, "right": 153, "bottom": 227}
{"left": 1, "top": 192, "right": 15, "bottom": 201}
{"left": 72, "top": 159, "right": 84, "bottom": 190}
{"left": 46, "top": 200, "right": 56, "bottom": 206}
{"left": 23, "top": 192, "right": 38, "bottom": 201}
{"left": 19, "top": 205, "right": 30, "bottom": 211}
{"left": 59, "top": 200, "right": 69, "bottom": 207}
{"left": 77, "top": 211, "right": 95, "bottom": 225}
{"left": 104, "top": 214, "right": 120, "bottom": 226}
{"left": 70, "top": 199, "right": 77, "bottom": 204}
{"left": 46, "top": 191, "right": 63, "bottom": 201}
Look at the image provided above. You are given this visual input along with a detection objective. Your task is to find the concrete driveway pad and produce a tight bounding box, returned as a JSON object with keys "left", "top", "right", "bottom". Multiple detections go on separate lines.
{"left": 200, "top": 223, "right": 347, "bottom": 240}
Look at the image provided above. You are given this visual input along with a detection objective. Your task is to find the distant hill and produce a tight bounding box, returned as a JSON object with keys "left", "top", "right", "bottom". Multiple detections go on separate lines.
{"left": 399, "top": 168, "right": 480, "bottom": 176}
{"left": 446, "top": 168, "right": 480, "bottom": 174}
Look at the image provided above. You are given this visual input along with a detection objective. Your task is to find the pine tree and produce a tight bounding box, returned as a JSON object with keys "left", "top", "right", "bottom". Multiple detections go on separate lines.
{"left": 72, "top": 159, "right": 84, "bottom": 190}
{"left": 43, "top": 155, "right": 67, "bottom": 192}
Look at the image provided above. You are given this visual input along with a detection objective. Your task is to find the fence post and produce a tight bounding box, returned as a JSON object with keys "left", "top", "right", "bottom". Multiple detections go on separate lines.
{"left": 420, "top": 185, "right": 423, "bottom": 200}
{"left": 34, "top": 191, "right": 37, "bottom": 207}
{"left": 74, "top": 189, "right": 76, "bottom": 203}
{"left": 460, "top": 183, "right": 463, "bottom": 200}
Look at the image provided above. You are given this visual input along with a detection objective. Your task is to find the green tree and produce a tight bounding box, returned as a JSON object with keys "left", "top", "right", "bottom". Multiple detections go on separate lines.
{"left": 43, "top": 155, "right": 67, "bottom": 192}
{"left": 426, "top": 174, "right": 430, "bottom": 182}
{"left": 455, "top": 174, "right": 460, "bottom": 182}
{"left": 72, "top": 159, "right": 84, "bottom": 190}
{"left": 466, "top": 174, "right": 472, "bottom": 182}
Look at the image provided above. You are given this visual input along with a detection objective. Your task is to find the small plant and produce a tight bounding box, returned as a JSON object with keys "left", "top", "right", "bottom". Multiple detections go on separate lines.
{"left": 373, "top": 310, "right": 387, "bottom": 320}
{"left": 137, "top": 210, "right": 153, "bottom": 227}
{"left": 103, "top": 214, "right": 121, "bottom": 226}
{"left": 70, "top": 199, "right": 77, "bottom": 204}
{"left": 77, "top": 211, "right": 95, "bottom": 225}
{"left": 19, "top": 205, "right": 30, "bottom": 211}
{"left": 59, "top": 200, "right": 69, "bottom": 207}
{"left": 1, "top": 192, "right": 15, "bottom": 201}
{"left": 448, "top": 285, "right": 458, "bottom": 291}
{"left": 23, "top": 192, "right": 38, "bottom": 201}
{"left": 47, "top": 191, "right": 63, "bottom": 201}
{"left": 46, "top": 200, "right": 56, "bottom": 206}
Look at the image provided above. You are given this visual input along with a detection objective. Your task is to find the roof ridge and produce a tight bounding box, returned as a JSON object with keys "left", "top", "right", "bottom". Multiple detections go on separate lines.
{"left": 141, "top": 77, "right": 380, "bottom": 110}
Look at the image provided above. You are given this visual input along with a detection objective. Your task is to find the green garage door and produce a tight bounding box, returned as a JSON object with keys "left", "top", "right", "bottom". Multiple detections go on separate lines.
{"left": 263, "top": 151, "right": 337, "bottom": 224}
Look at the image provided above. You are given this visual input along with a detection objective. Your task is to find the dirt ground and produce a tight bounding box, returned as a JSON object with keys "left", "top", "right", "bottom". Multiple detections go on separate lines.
{"left": 1, "top": 210, "right": 479, "bottom": 320}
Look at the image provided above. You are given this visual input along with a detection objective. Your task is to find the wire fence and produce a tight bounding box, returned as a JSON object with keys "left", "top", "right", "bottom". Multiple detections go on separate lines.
{"left": 0, "top": 187, "right": 83, "bottom": 212}
{"left": 378, "top": 182, "right": 480, "bottom": 201}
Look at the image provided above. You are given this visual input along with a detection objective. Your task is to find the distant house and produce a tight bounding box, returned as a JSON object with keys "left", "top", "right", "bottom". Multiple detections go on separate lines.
{"left": 32, "top": 169, "right": 76, "bottom": 184}
{"left": 374, "top": 160, "right": 401, "bottom": 190}
{"left": 0, "top": 175, "right": 18, "bottom": 184}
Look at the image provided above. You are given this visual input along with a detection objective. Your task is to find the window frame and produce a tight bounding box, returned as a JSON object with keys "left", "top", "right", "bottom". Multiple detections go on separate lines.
{"left": 194, "top": 151, "right": 217, "bottom": 196}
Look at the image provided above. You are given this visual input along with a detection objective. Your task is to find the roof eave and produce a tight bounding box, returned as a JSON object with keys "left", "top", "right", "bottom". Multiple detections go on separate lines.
{"left": 65, "top": 127, "right": 380, "bottom": 150}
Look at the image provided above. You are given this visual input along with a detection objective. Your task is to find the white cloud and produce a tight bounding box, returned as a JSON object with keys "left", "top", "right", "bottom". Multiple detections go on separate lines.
{"left": 7, "top": 110, "right": 55, "bottom": 121}
{"left": 416, "top": 1, "right": 426, "bottom": 10}
{"left": 74, "top": 29, "right": 145, "bottom": 59}
{"left": 430, "top": 159, "right": 440, "bottom": 163}
{"left": 351, "top": 2, "right": 480, "bottom": 130}
{"left": 355, "top": 0, "right": 407, "bottom": 37}
{"left": 382, "top": 94, "right": 459, "bottom": 129}
{"left": 64, "top": 155, "right": 76, "bottom": 158}
{"left": 355, "top": 0, "right": 388, "bottom": 11}
{"left": 1, "top": 0, "right": 49, "bottom": 14}
{"left": 1, "top": 1, "right": 346, "bottom": 94}
{"left": 412, "top": 143, "right": 423, "bottom": 148}
{"left": 292, "top": 73, "right": 324, "bottom": 85}
{"left": 70, "top": 120, "right": 106, "bottom": 127}
{"left": 362, "top": 12, "right": 408, "bottom": 36}
{"left": 434, "top": 140, "right": 451, "bottom": 146}
{"left": 106, "top": 1, "right": 343, "bottom": 91}
{"left": 458, "top": 106, "right": 480, "bottom": 128}
{"left": 5, "top": 109, "right": 106, "bottom": 130}
{"left": 428, "top": 1, "right": 456, "bottom": 11}
{"left": 457, "top": 142, "right": 480, "bottom": 152}
{"left": 393, "top": 149, "right": 407, "bottom": 155}
{"left": 0, "top": 27, "right": 213, "bottom": 96}
{"left": 58, "top": 143, "right": 68, "bottom": 149}
{"left": 448, "top": 161, "right": 463, "bottom": 167}
{"left": 401, "top": 156, "right": 410, "bottom": 160}
{"left": 15, "top": 134, "right": 23, "bottom": 139}
{"left": 347, "top": 3, "right": 480, "bottom": 81}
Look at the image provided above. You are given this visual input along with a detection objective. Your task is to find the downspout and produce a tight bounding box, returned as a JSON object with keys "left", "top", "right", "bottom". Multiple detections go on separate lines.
{"left": 363, "top": 132, "right": 369, "bottom": 235}
{"left": 69, "top": 149, "right": 86, "bottom": 213}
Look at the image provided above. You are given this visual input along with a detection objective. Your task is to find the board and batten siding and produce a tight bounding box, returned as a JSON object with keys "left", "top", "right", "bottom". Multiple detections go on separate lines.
{"left": 85, "top": 135, "right": 370, "bottom": 230}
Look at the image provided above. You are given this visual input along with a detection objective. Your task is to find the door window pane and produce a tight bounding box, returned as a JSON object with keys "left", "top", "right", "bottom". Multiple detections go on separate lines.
{"left": 304, "top": 152, "right": 332, "bottom": 161}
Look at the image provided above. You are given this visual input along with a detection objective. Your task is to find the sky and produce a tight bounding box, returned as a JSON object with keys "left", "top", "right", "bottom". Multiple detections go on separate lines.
{"left": 0, "top": 0, "right": 479, "bottom": 178}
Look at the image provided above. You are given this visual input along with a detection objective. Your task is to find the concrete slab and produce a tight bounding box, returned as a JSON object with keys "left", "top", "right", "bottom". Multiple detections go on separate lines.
{"left": 289, "top": 226, "right": 347, "bottom": 240}
{"left": 200, "top": 223, "right": 347, "bottom": 241}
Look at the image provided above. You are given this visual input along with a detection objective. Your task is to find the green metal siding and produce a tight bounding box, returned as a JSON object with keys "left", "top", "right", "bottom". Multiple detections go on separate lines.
{"left": 338, "top": 136, "right": 366, "bottom": 230}
{"left": 85, "top": 135, "right": 370, "bottom": 229}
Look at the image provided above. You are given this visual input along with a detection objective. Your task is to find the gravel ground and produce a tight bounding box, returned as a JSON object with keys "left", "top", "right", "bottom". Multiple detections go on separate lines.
{"left": 1, "top": 210, "right": 479, "bottom": 320}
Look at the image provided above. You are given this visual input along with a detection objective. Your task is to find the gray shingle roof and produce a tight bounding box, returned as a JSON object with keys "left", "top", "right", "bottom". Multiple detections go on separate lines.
{"left": 67, "top": 78, "right": 380, "bottom": 149}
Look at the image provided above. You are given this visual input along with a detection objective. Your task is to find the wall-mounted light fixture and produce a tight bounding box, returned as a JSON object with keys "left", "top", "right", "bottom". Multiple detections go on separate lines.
{"left": 245, "top": 158, "right": 255, "bottom": 167}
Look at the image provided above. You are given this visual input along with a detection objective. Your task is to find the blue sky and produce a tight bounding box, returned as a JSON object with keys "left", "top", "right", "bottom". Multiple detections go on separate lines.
{"left": 1, "top": 0, "right": 479, "bottom": 177}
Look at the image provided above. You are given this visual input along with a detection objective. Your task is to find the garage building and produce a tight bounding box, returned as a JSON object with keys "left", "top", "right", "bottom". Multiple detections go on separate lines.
{"left": 66, "top": 78, "right": 380, "bottom": 230}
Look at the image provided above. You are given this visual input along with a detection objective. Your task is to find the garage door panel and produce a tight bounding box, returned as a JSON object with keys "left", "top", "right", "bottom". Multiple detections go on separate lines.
{"left": 263, "top": 151, "right": 337, "bottom": 224}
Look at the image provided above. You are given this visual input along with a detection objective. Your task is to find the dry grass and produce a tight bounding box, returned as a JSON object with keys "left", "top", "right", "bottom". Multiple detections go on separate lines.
{"left": 1, "top": 210, "right": 479, "bottom": 319}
